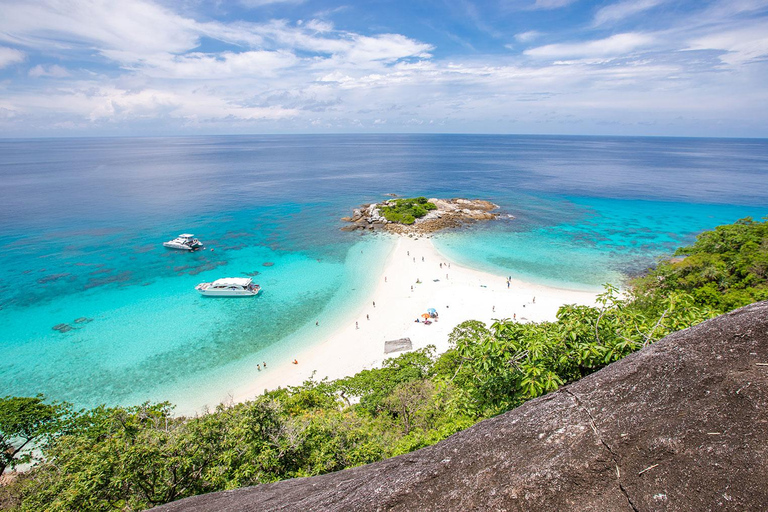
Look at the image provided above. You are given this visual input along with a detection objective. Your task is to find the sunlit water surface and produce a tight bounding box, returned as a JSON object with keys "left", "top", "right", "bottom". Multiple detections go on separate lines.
{"left": 1, "top": 135, "right": 766, "bottom": 411}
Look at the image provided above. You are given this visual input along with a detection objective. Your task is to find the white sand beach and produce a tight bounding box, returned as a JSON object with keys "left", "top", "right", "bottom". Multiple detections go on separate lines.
{"left": 233, "top": 236, "right": 599, "bottom": 401}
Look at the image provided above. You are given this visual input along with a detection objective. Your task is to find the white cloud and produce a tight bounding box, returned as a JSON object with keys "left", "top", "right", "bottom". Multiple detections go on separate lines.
{"left": 6, "top": 82, "right": 300, "bottom": 124}
{"left": 0, "top": 0, "right": 199, "bottom": 62}
{"left": 303, "top": 19, "right": 334, "bottom": 33}
{"left": 530, "top": 0, "right": 578, "bottom": 10}
{"left": 0, "top": 3, "right": 432, "bottom": 76}
{"left": 0, "top": 46, "right": 25, "bottom": 68}
{"left": 514, "top": 31, "right": 542, "bottom": 43}
{"left": 700, "top": 0, "right": 768, "bottom": 19}
{"left": 134, "top": 50, "right": 298, "bottom": 78}
{"left": 250, "top": 20, "right": 432, "bottom": 66}
{"left": 342, "top": 33, "right": 432, "bottom": 64}
{"left": 525, "top": 33, "right": 655, "bottom": 59}
{"left": 239, "top": 0, "right": 305, "bottom": 7}
{"left": 686, "top": 22, "right": 768, "bottom": 65}
{"left": 29, "top": 64, "right": 70, "bottom": 77}
{"left": 0, "top": 0, "right": 767, "bottom": 136}
{"left": 593, "top": 0, "right": 667, "bottom": 26}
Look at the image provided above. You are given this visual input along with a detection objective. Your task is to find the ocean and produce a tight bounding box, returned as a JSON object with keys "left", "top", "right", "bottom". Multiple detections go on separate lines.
{"left": 1, "top": 134, "right": 766, "bottom": 411}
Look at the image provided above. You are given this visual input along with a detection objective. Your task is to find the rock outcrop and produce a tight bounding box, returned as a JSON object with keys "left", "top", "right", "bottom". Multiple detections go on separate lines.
{"left": 154, "top": 301, "right": 768, "bottom": 511}
{"left": 341, "top": 198, "right": 501, "bottom": 234}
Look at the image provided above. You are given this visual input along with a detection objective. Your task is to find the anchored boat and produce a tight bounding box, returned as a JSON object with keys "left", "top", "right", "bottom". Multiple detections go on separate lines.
{"left": 196, "top": 277, "right": 261, "bottom": 297}
{"left": 163, "top": 234, "right": 203, "bottom": 251}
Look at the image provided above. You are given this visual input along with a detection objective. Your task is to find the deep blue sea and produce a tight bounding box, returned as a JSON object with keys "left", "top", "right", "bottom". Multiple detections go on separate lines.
{"left": 1, "top": 135, "right": 766, "bottom": 412}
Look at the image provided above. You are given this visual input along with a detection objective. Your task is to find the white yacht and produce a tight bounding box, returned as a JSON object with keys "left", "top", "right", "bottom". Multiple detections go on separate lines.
{"left": 196, "top": 277, "right": 261, "bottom": 297}
{"left": 163, "top": 234, "right": 203, "bottom": 251}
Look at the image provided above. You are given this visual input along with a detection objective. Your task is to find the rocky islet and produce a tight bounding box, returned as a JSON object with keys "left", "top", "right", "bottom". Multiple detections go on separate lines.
{"left": 341, "top": 197, "right": 502, "bottom": 234}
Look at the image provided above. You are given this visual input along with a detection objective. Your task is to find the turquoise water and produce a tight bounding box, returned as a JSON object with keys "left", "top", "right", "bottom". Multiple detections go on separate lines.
{"left": 1, "top": 217, "right": 393, "bottom": 411}
{"left": 1, "top": 135, "right": 766, "bottom": 411}
{"left": 434, "top": 197, "right": 768, "bottom": 288}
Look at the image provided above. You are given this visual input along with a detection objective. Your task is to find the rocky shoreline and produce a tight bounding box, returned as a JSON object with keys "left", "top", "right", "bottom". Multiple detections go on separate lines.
{"left": 341, "top": 197, "right": 502, "bottom": 235}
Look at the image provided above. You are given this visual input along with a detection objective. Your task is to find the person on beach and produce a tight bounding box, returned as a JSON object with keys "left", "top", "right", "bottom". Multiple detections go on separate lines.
{"left": 507, "top": 280, "right": 510, "bottom": 289}
{"left": 257, "top": 364, "right": 261, "bottom": 371}
{"left": 492, "top": 305, "right": 495, "bottom": 312}
{"left": 373, "top": 301, "right": 376, "bottom": 307}
{"left": 513, "top": 313, "right": 517, "bottom": 321}
{"left": 411, "top": 285, "right": 413, "bottom": 291}
{"left": 355, "top": 321, "right": 359, "bottom": 329}
{"left": 263, "top": 362, "right": 267, "bottom": 368}
{"left": 385, "top": 276, "right": 387, "bottom": 282}
{"left": 292, "top": 359, "right": 298, "bottom": 364}
{"left": 421, "top": 256, "right": 424, "bottom": 262}
{"left": 407, "top": 251, "right": 410, "bottom": 256}
{"left": 533, "top": 296, "right": 536, "bottom": 304}
{"left": 413, "top": 257, "right": 415, "bottom": 263}
{"left": 366, "top": 314, "right": 369, "bottom": 320}
{"left": 315, "top": 321, "right": 319, "bottom": 326}
{"left": 440, "top": 263, "right": 443, "bottom": 269}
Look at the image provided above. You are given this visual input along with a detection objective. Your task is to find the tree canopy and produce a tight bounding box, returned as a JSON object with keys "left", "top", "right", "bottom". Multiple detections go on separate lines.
{"left": 0, "top": 395, "right": 70, "bottom": 477}
{"left": 632, "top": 217, "right": 768, "bottom": 313}
{"left": 378, "top": 197, "right": 437, "bottom": 225}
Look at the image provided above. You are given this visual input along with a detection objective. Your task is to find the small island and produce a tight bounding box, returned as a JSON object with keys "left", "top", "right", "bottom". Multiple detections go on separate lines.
{"left": 341, "top": 196, "right": 502, "bottom": 234}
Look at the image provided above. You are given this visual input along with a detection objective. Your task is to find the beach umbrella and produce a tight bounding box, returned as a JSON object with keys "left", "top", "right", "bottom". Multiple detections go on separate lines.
{"left": 427, "top": 308, "right": 437, "bottom": 314}
{"left": 421, "top": 313, "right": 430, "bottom": 319}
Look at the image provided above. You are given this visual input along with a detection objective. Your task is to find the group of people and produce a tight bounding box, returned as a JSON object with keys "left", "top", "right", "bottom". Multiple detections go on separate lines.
{"left": 263, "top": 262, "right": 541, "bottom": 377}
{"left": 353, "top": 301, "right": 377, "bottom": 329}
{"left": 415, "top": 309, "right": 438, "bottom": 324}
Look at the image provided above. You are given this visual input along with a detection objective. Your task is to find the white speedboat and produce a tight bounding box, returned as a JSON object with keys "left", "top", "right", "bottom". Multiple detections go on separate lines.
{"left": 196, "top": 277, "right": 261, "bottom": 297}
{"left": 163, "top": 234, "right": 203, "bottom": 251}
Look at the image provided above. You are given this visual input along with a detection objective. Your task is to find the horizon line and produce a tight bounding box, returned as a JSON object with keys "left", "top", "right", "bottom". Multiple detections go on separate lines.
{"left": 1, "top": 132, "right": 767, "bottom": 142}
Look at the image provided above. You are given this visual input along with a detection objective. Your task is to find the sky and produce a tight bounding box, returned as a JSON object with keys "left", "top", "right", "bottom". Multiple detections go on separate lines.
{"left": 0, "top": 0, "right": 767, "bottom": 137}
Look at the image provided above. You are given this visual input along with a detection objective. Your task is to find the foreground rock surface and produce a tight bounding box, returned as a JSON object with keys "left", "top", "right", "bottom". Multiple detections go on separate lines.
{"left": 341, "top": 197, "right": 501, "bottom": 234}
{"left": 155, "top": 302, "right": 768, "bottom": 511}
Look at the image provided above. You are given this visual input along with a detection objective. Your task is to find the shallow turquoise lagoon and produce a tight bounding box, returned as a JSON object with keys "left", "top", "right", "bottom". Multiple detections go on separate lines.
{"left": 1, "top": 232, "right": 393, "bottom": 411}
{"left": 1, "top": 135, "right": 766, "bottom": 410}
{"left": 433, "top": 197, "right": 768, "bottom": 289}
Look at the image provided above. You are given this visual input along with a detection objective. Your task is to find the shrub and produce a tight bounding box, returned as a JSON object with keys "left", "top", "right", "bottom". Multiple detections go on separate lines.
{"left": 379, "top": 197, "right": 437, "bottom": 225}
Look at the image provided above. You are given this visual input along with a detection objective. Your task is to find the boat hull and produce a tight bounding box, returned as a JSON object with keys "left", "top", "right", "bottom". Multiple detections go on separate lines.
{"left": 197, "top": 289, "right": 260, "bottom": 297}
{"left": 195, "top": 281, "right": 261, "bottom": 297}
{"left": 163, "top": 242, "right": 201, "bottom": 251}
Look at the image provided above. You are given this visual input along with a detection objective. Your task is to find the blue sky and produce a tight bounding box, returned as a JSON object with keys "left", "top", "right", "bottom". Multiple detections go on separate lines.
{"left": 0, "top": 0, "right": 767, "bottom": 137}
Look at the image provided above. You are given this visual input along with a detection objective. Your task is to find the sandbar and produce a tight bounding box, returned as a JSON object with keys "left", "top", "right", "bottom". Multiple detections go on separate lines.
{"left": 232, "top": 235, "right": 598, "bottom": 401}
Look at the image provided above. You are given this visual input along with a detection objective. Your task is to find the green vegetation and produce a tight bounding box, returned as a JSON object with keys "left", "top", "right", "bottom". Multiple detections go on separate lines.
{"left": 632, "top": 217, "right": 768, "bottom": 314}
{"left": 378, "top": 197, "right": 437, "bottom": 225}
{"left": 1, "top": 217, "right": 766, "bottom": 511}
{"left": 0, "top": 396, "right": 72, "bottom": 477}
